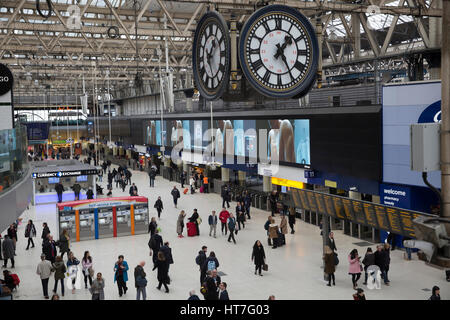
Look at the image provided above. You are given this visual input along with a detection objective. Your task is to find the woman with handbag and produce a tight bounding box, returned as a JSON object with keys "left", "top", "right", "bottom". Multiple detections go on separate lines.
{"left": 153, "top": 251, "right": 170, "bottom": 293}
{"left": 154, "top": 196, "right": 164, "bottom": 219}
{"left": 348, "top": 249, "right": 362, "bottom": 289}
{"left": 25, "top": 219, "right": 36, "bottom": 250}
{"left": 323, "top": 245, "right": 336, "bottom": 286}
{"left": 90, "top": 272, "right": 105, "bottom": 300}
{"left": 251, "top": 240, "right": 266, "bottom": 276}
{"left": 188, "top": 209, "right": 200, "bottom": 236}
{"left": 81, "top": 251, "right": 94, "bottom": 289}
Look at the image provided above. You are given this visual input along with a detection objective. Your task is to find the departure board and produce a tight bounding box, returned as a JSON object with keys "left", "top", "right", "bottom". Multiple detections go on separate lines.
{"left": 341, "top": 198, "right": 356, "bottom": 221}
{"left": 291, "top": 189, "right": 301, "bottom": 208}
{"left": 314, "top": 192, "right": 328, "bottom": 215}
{"left": 297, "top": 190, "right": 311, "bottom": 211}
{"left": 374, "top": 205, "right": 390, "bottom": 231}
{"left": 352, "top": 201, "right": 367, "bottom": 225}
{"left": 288, "top": 189, "right": 435, "bottom": 237}
{"left": 323, "top": 194, "right": 337, "bottom": 217}
{"left": 386, "top": 207, "right": 403, "bottom": 234}
{"left": 305, "top": 191, "right": 318, "bottom": 213}
{"left": 362, "top": 203, "right": 378, "bottom": 228}
{"left": 332, "top": 197, "right": 346, "bottom": 219}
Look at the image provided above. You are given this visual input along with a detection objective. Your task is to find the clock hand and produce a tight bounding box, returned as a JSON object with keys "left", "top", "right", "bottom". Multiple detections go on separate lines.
{"left": 274, "top": 35, "right": 292, "bottom": 59}
{"left": 280, "top": 51, "right": 294, "bottom": 81}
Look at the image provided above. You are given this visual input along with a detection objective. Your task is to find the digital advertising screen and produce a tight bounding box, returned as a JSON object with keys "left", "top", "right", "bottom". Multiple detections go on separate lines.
{"left": 183, "top": 120, "right": 191, "bottom": 150}
{"left": 48, "top": 177, "right": 60, "bottom": 184}
{"left": 77, "top": 175, "right": 88, "bottom": 182}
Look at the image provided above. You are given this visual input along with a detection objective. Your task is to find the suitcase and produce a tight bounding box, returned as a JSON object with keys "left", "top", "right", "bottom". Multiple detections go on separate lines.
{"left": 183, "top": 188, "right": 189, "bottom": 194}
{"left": 187, "top": 222, "right": 197, "bottom": 237}
{"left": 200, "top": 186, "right": 204, "bottom": 193}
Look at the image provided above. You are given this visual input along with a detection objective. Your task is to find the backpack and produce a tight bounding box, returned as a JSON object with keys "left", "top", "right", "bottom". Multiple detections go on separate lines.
{"left": 10, "top": 274, "right": 20, "bottom": 287}
{"left": 207, "top": 260, "right": 216, "bottom": 271}
{"left": 195, "top": 254, "right": 203, "bottom": 266}
{"left": 136, "top": 275, "right": 147, "bottom": 287}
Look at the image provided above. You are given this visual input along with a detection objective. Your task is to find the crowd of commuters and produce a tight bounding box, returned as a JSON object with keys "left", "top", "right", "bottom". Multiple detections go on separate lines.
{"left": 0, "top": 155, "right": 446, "bottom": 301}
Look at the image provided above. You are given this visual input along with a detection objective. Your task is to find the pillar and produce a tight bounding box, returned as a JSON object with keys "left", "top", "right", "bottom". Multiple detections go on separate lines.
{"left": 238, "top": 170, "right": 246, "bottom": 186}
{"left": 263, "top": 175, "right": 272, "bottom": 192}
{"left": 183, "top": 161, "right": 189, "bottom": 173}
{"left": 221, "top": 167, "right": 230, "bottom": 182}
{"left": 441, "top": 0, "right": 450, "bottom": 235}
{"left": 352, "top": 14, "right": 361, "bottom": 59}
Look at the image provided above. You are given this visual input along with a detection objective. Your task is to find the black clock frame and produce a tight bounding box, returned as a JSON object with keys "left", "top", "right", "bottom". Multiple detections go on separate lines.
{"left": 192, "top": 11, "right": 231, "bottom": 101}
{"left": 239, "top": 5, "right": 319, "bottom": 99}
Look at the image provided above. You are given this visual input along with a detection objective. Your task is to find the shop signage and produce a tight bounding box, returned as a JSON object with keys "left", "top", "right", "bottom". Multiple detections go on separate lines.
{"left": 271, "top": 177, "right": 304, "bottom": 189}
{"left": 0, "top": 64, "right": 13, "bottom": 96}
{"left": 379, "top": 183, "right": 411, "bottom": 209}
{"left": 32, "top": 169, "right": 98, "bottom": 179}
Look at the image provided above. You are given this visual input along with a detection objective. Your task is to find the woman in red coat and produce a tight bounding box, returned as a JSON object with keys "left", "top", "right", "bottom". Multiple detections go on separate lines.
{"left": 219, "top": 208, "right": 230, "bottom": 235}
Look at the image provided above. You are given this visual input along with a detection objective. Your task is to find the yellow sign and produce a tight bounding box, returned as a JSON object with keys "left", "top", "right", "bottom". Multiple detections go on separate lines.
{"left": 324, "top": 180, "right": 337, "bottom": 188}
{"left": 271, "top": 177, "right": 304, "bottom": 189}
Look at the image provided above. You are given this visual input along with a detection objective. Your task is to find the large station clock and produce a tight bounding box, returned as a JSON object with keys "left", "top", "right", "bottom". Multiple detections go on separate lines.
{"left": 239, "top": 5, "right": 319, "bottom": 98}
{"left": 192, "top": 11, "right": 231, "bottom": 100}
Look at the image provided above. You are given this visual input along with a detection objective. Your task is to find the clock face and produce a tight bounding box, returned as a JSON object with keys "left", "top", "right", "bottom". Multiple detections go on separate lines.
{"left": 192, "top": 11, "right": 231, "bottom": 100}
{"left": 239, "top": 5, "right": 318, "bottom": 98}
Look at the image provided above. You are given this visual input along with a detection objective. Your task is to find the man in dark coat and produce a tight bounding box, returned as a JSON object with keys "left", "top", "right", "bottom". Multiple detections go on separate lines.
{"left": 374, "top": 245, "right": 389, "bottom": 285}
{"left": 86, "top": 188, "right": 94, "bottom": 199}
{"left": 2, "top": 235, "right": 15, "bottom": 268}
{"left": 149, "top": 168, "right": 156, "bottom": 187}
{"left": 221, "top": 186, "right": 230, "bottom": 208}
{"left": 171, "top": 186, "right": 181, "bottom": 208}
{"left": 129, "top": 183, "right": 138, "bottom": 196}
{"left": 72, "top": 183, "right": 82, "bottom": 200}
{"left": 55, "top": 183, "right": 65, "bottom": 203}
{"left": 42, "top": 235, "right": 57, "bottom": 263}
{"left": 149, "top": 230, "right": 163, "bottom": 266}
{"left": 203, "top": 271, "right": 219, "bottom": 301}
{"left": 196, "top": 246, "right": 208, "bottom": 284}
{"left": 159, "top": 242, "right": 173, "bottom": 271}
{"left": 326, "top": 232, "right": 337, "bottom": 252}
{"left": 269, "top": 191, "right": 278, "bottom": 217}
{"left": 288, "top": 207, "right": 296, "bottom": 234}
{"left": 244, "top": 192, "right": 252, "bottom": 220}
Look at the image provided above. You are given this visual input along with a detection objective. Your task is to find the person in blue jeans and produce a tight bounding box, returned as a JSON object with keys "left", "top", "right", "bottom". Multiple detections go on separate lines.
{"left": 374, "top": 244, "right": 390, "bottom": 285}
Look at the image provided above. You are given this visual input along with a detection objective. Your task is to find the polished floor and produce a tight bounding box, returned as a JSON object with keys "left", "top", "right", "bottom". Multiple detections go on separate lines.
{"left": 3, "top": 162, "right": 448, "bottom": 300}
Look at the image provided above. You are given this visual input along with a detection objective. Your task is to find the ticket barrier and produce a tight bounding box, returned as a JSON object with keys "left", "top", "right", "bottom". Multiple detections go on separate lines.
{"left": 133, "top": 203, "right": 149, "bottom": 235}
{"left": 115, "top": 205, "right": 132, "bottom": 236}
{"left": 78, "top": 209, "right": 95, "bottom": 241}
{"left": 97, "top": 207, "right": 114, "bottom": 239}
{"left": 58, "top": 210, "right": 76, "bottom": 240}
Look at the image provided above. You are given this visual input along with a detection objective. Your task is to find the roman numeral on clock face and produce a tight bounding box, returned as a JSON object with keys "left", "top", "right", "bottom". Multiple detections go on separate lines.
{"left": 294, "top": 61, "right": 305, "bottom": 72}
{"left": 262, "top": 21, "right": 270, "bottom": 33}
{"left": 252, "top": 59, "right": 263, "bottom": 71}
{"left": 262, "top": 70, "right": 271, "bottom": 83}
{"left": 275, "top": 17, "right": 282, "bottom": 30}
{"left": 298, "top": 49, "right": 307, "bottom": 56}
{"left": 249, "top": 48, "right": 260, "bottom": 55}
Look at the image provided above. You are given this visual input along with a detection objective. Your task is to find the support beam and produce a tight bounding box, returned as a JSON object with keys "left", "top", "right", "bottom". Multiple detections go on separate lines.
{"left": 359, "top": 13, "right": 380, "bottom": 57}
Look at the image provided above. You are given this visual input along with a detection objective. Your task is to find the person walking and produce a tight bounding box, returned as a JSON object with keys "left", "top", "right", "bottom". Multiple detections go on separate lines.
{"left": 115, "top": 171, "right": 121, "bottom": 188}
{"left": 323, "top": 245, "right": 336, "bottom": 286}
{"left": 7, "top": 225, "right": 17, "bottom": 254}
{"left": 66, "top": 251, "right": 80, "bottom": 294}
{"left": 177, "top": 210, "right": 186, "bottom": 238}
{"left": 264, "top": 216, "right": 273, "bottom": 246}
{"left": 171, "top": 186, "right": 181, "bottom": 208}
{"left": 25, "top": 219, "right": 37, "bottom": 250}
{"left": 221, "top": 186, "right": 230, "bottom": 208}
{"left": 219, "top": 208, "right": 230, "bottom": 235}
{"left": 52, "top": 256, "right": 66, "bottom": 297}
{"left": 149, "top": 229, "right": 163, "bottom": 267}
{"left": 97, "top": 169, "right": 103, "bottom": 183}
{"left": 149, "top": 168, "right": 156, "bottom": 188}
{"left": 36, "top": 253, "right": 53, "bottom": 299}
{"left": 159, "top": 242, "right": 174, "bottom": 272}
{"left": 148, "top": 217, "right": 158, "bottom": 237}
{"left": 41, "top": 223, "right": 50, "bottom": 242}
{"left": 268, "top": 219, "right": 279, "bottom": 249}
{"left": 362, "top": 247, "right": 375, "bottom": 285}
{"left": 72, "top": 183, "right": 82, "bottom": 200}
{"left": 58, "top": 229, "right": 70, "bottom": 259}
{"left": 252, "top": 240, "right": 266, "bottom": 276}
{"left": 153, "top": 251, "right": 170, "bottom": 293}
{"left": 43, "top": 235, "right": 57, "bottom": 263}
{"left": 91, "top": 272, "right": 105, "bottom": 300}
{"left": 86, "top": 188, "right": 94, "bottom": 199}
{"left": 218, "top": 282, "right": 229, "bottom": 300}
{"left": 227, "top": 213, "right": 237, "bottom": 244}
{"left": 134, "top": 261, "right": 147, "bottom": 300}
{"left": 348, "top": 249, "right": 362, "bottom": 290}
{"left": 129, "top": 183, "right": 138, "bottom": 196}
{"left": 269, "top": 191, "right": 278, "bottom": 217}
{"left": 2, "top": 235, "right": 15, "bottom": 268}
{"left": 196, "top": 246, "right": 208, "bottom": 284}
{"left": 154, "top": 196, "right": 164, "bottom": 219}
{"left": 202, "top": 251, "right": 220, "bottom": 275}
{"left": 383, "top": 243, "right": 391, "bottom": 285}
{"left": 236, "top": 202, "right": 246, "bottom": 230}
{"left": 190, "top": 176, "right": 196, "bottom": 194}
{"left": 114, "top": 255, "right": 129, "bottom": 297}
{"left": 180, "top": 171, "right": 186, "bottom": 188}
{"left": 188, "top": 209, "right": 200, "bottom": 236}
{"left": 244, "top": 191, "right": 252, "bottom": 220}
{"left": 208, "top": 211, "right": 218, "bottom": 238}
{"left": 288, "top": 207, "right": 296, "bottom": 234}
{"left": 81, "top": 251, "right": 93, "bottom": 289}
{"left": 280, "top": 214, "right": 288, "bottom": 243}
{"left": 55, "top": 182, "right": 64, "bottom": 203}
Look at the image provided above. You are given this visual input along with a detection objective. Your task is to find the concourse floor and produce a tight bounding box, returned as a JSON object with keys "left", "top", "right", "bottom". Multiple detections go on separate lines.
{"left": 5, "top": 164, "right": 448, "bottom": 300}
